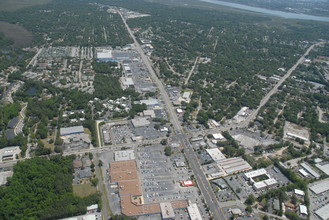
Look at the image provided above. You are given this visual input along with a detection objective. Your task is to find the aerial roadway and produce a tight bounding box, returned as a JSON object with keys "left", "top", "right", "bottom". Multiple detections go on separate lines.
{"left": 118, "top": 11, "right": 226, "bottom": 220}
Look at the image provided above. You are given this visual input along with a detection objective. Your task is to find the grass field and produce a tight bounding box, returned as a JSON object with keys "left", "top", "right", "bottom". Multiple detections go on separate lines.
{"left": 0, "top": 21, "right": 33, "bottom": 47}
{"left": 73, "top": 184, "right": 97, "bottom": 198}
{"left": 0, "top": 0, "right": 51, "bottom": 11}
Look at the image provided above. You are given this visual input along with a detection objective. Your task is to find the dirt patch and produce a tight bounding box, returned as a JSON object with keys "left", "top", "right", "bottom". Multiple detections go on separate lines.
{"left": 73, "top": 184, "right": 97, "bottom": 198}
{"left": 0, "top": 21, "right": 33, "bottom": 47}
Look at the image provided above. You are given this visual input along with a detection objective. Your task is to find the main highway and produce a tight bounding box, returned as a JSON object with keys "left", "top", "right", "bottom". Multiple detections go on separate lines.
{"left": 118, "top": 11, "right": 226, "bottom": 220}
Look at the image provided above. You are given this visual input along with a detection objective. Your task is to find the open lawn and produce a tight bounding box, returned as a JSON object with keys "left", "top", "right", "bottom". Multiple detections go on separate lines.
{"left": 0, "top": 21, "right": 33, "bottom": 47}
{"left": 0, "top": 0, "right": 51, "bottom": 11}
{"left": 73, "top": 184, "right": 97, "bottom": 198}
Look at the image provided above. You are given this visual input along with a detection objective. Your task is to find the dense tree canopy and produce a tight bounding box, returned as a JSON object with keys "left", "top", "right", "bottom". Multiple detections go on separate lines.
{"left": 0, "top": 156, "right": 100, "bottom": 220}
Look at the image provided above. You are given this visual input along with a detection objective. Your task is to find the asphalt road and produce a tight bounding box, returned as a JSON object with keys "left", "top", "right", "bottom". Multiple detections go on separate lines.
{"left": 118, "top": 12, "right": 226, "bottom": 220}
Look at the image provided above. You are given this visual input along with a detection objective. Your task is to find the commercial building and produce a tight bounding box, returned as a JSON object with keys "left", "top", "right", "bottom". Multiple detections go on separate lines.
{"left": 217, "top": 157, "right": 252, "bottom": 175}
{"left": 114, "top": 150, "right": 135, "bottom": 161}
{"left": 143, "top": 110, "right": 156, "bottom": 118}
{"left": 60, "top": 126, "right": 84, "bottom": 136}
{"left": 206, "top": 148, "right": 226, "bottom": 162}
{"left": 244, "top": 168, "right": 267, "bottom": 179}
{"left": 109, "top": 160, "right": 188, "bottom": 217}
{"left": 160, "top": 203, "right": 175, "bottom": 220}
{"left": 140, "top": 98, "right": 159, "bottom": 106}
{"left": 122, "top": 77, "right": 135, "bottom": 88}
{"left": 212, "top": 133, "right": 224, "bottom": 140}
{"left": 315, "top": 203, "right": 329, "bottom": 220}
{"left": 245, "top": 168, "right": 278, "bottom": 190}
{"left": 182, "top": 180, "right": 194, "bottom": 187}
{"left": 253, "top": 181, "right": 267, "bottom": 191}
{"left": 316, "top": 162, "right": 329, "bottom": 175}
{"left": 301, "top": 162, "right": 320, "bottom": 178}
{"left": 131, "top": 117, "right": 150, "bottom": 128}
{"left": 96, "top": 49, "right": 112, "bottom": 60}
{"left": 0, "top": 146, "right": 21, "bottom": 162}
{"left": 310, "top": 178, "right": 329, "bottom": 195}
{"left": 187, "top": 203, "right": 202, "bottom": 220}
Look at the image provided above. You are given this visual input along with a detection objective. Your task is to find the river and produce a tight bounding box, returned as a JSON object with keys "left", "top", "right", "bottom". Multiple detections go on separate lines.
{"left": 200, "top": 0, "right": 329, "bottom": 22}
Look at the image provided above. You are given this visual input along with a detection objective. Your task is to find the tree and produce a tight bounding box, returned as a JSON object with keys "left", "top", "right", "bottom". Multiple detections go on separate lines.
{"left": 98, "top": 160, "right": 103, "bottom": 167}
{"left": 160, "top": 139, "right": 168, "bottom": 145}
{"left": 164, "top": 146, "right": 172, "bottom": 156}
{"left": 245, "top": 205, "right": 253, "bottom": 213}
{"left": 91, "top": 178, "right": 99, "bottom": 187}
{"left": 245, "top": 194, "right": 255, "bottom": 205}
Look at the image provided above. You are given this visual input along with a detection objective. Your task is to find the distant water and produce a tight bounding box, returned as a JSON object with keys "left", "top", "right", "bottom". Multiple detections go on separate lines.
{"left": 200, "top": 0, "right": 329, "bottom": 22}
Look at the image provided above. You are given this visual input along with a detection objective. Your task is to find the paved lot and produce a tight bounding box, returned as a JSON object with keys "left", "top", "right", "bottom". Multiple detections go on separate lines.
{"left": 309, "top": 183, "right": 329, "bottom": 220}
{"left": 111, "top": 124, "right": 134, "bottom": 144}
{"left": 137, "top": 145, "right": 197, "bottom": 203}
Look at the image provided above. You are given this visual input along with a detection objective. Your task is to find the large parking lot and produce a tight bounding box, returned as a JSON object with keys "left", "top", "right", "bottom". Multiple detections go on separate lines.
{"left": 137, "top": 145, "right": 197, "bottom": 204}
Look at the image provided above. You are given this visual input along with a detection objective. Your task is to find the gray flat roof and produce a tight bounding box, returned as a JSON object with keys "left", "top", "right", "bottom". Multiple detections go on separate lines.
{"left": 301, "top": 162, "right": 320, "bottom": 178}
{"left": 310, "top": 178, "right": 329, "bottom": 194}
{"left": 60, "top": 126, "right": 84, "bottom": 136}
{"left": 131, "top": 117, "right": 150, "bottom": 128}
{"left": 315, "top": 203, "right": 329, "bottom": 220}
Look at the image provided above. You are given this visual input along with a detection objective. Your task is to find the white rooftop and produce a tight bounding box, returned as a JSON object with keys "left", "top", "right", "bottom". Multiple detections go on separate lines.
{"left": 96, "top": 49, "right": 112, "bottom": 59}
{"left": 253, "top": 181, "right": 267, "bottom": 189}
{"left": 245, "top": 168, "right": 267, "bottom": 179}
{"left": 298, "top": 169, "right": 309, "bottom": 177}
{"left": 310, "top": 178, "right": 329, "bottom": 195}
{"left": 299, "top": 204, "right": 307, "bottom": 215}
{"left": 187, "top": 203, "right": 202, "bottom": 220}
{"left": 212, "top": 133, "right": 224, "bottom": 140}
{"left": 264, "top": 178, "right": 277, "bottom": 186}
{"left": 86, "top": 204, "right": 98, "bottom": 211}
{"left": 114, "top": 150, "right": 135, "bottom": 161}
{"left": 294, "top": 189, "right": 305, "bottom": 196}
{"left": 206, "top": 148, "right": 226, "bottom": 162}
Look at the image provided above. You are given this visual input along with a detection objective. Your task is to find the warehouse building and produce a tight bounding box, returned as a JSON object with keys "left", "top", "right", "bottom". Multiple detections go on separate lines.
{"left": 300, "top": 162, "right": 320, "bottom": 178}
{"left": 60, "top": 126, "right": 84, "bottom": 136}
{"left": 217, "top": 157, "right": 252, "bottom": 175}
{"left": 315, "top": 203, "right": 329, "bottom": 220}
{"left": 310, "top": 178, "right": 329, "bottom": 195}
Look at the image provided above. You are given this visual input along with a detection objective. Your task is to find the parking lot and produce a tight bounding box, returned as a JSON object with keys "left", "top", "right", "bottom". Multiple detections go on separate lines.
{"left": 309, "top": 185, "right": 329, "bottom": 219}
{"left": 111, "top": 124, "right": 134, "bottom": 144}
{"left": 137, "top": 145, "right": 198, "bottom": 204}
{"left": 132, "top": 124, "right": 162, "bottom": 140}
